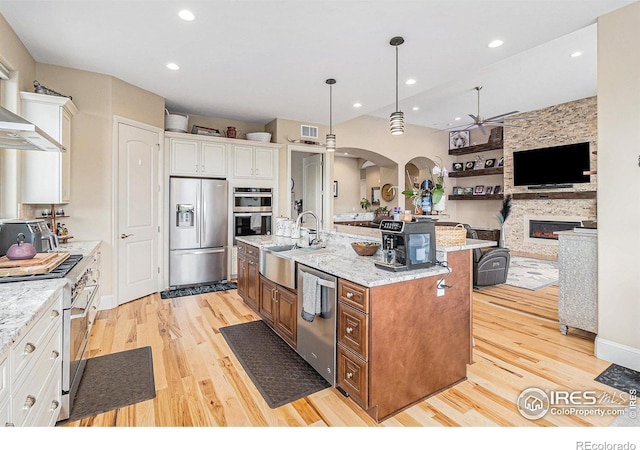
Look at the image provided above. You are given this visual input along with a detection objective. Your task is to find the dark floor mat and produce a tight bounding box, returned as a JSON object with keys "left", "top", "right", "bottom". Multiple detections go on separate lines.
{"left": 160, "top": 282, "right": 237, "bottom": 299}
{"left": 57, "top": 346, "right": 155, "bottom": 425}
{"left": 595, "top": 363, "right": 640, "bottom": 394}
{"left": 220, "top": 320, "right": 330, "bottom": 408}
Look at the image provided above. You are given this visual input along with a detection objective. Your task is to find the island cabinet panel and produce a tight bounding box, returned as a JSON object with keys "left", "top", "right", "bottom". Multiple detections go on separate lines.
{"left": 337, "top": 249, "right": 472, "bottom": 422}
{"left": 237, "top": 243, "right": 259, "bottom": 312}
{"left": 258, "top": 275, "right": 297, "bottom": 348}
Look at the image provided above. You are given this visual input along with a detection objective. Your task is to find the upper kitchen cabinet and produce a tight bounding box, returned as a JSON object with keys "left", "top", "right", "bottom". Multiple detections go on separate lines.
{"left": 167, "top": 134, "right": 226, "bottom": 178}
{"left": 231, "top": 144, "right": 277, "bottom": 180}
{"left": 20, "top": 92, "right": 78, "bottom": 204}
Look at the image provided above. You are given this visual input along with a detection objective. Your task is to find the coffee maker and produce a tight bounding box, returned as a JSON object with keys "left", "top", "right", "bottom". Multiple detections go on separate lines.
{"left": 0, "top": 219, "right": 59, "bottom": 257}
{"left": 375, "top": 219, "right": 437, "bottom": 271}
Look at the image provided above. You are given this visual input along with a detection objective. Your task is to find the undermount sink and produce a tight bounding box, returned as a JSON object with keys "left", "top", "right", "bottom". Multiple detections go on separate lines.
{"left": 262, "top": 244, "right": 298, "bottom": 253}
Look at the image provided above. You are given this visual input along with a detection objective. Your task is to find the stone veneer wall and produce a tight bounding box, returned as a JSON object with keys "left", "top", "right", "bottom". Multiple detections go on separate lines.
{"left": 502, "top": 96, "right": 598, "bottom": 257}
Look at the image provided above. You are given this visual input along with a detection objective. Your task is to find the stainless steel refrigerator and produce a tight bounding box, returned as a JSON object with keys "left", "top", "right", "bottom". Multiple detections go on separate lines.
{"left": 169, "top": 177, "right": 228, "bottom": 287}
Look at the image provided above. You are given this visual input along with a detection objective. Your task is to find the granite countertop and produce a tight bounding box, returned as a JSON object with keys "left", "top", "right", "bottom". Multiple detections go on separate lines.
{"left": 237, "top": 232, "right": 495, "bottom": 287}
{"left": 0, "top": 240, "right": 101, "bottom": 361}
{"left": 0, "top": 278, "right": 67, "bottom": 359}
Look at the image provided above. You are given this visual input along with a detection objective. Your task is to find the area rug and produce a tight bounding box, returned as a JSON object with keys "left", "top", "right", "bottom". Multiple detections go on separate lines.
{"left": 595, "top": 363, "right": 640, "bottom": 395}
{"left": 57, "top": 346, "right": 155, "bottom": 424}
{"left": 220, "top": 320, "right": 330, "bottom": 408}
{"left": 160, "top": 281, "right": 237, "bottom": 299}
{"left": 505, "top": 255, "right": 559, "bottom": 290}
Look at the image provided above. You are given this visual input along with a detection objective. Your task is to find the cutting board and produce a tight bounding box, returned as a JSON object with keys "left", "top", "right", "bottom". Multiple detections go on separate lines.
{"left": 0, "top": 252, "right": 70, "bottom": 277}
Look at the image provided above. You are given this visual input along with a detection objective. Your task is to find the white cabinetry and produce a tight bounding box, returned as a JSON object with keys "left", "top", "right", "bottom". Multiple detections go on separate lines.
{"left": 8, "top": 289, "right": 63, "bottom": 427}
{"left": 168, "top": 136, "right": 226, "bottom": 177}
{"left": 0, "top": 357, "right": 8, "bottom": 426}
{"left": 231, "top": 144, "right": 275, "bottom": 179}
{"left": 20, "top": 92, "right": 78, "bottom": 204}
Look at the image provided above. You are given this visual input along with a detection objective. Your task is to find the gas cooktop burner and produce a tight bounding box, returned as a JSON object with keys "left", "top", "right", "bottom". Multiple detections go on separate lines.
{"left": 0, "top": 254, "right": 83, "bottom": 283}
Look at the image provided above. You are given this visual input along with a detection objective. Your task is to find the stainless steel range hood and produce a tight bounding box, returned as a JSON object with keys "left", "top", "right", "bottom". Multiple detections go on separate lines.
{"left": 0, "top": 106, "right": 63, "bottom": 152}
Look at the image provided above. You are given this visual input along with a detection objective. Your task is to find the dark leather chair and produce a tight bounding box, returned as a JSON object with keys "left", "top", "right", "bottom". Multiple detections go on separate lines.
{"left": 437, "top": 222, "right": 510, "bottom": 287}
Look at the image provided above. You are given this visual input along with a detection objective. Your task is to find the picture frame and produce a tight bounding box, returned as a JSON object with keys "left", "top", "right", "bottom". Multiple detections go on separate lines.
{"left": 463, "top": 187, "right": 474, "bottom": 195}
{"left": 452, "top": 187, "right": 460, "bottom": 195}
{"left": 474, "top": 159, "right": 485, "bottom": 170}
{"left": 371, "top": 186, "right": 381, "bottom": 205}
{"left": 333, "top": 180, "right": 338, "bottom": 197}
{"left": 464, "top": 161, "right": 475, "bottom": 171}
{"left": 484, "top": 158, "right": 497, "bottom": 169}
{"left": 449, "top": 130, "right": 470, "bottom": 150}
{"left": 498, "top": 156, "right": 504, "bottom": 167}
{"left": 494, "top": 185, "right": 503, "bottom": 194}
{"left": 485, "top": 186, "right": 494, "bottom": 195}
{"left": 474, "top": 185, "right": 485, "bottom": 195}
{"left": 452, "top": 162, "right": 464, "bottom": 171}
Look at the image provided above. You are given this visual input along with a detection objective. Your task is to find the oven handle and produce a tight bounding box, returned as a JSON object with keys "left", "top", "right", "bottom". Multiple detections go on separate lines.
{"left": 233, "top": 193, "right": 272, "bottom": 198}
{"left": 234, "top": 213, "right": 273, "bottom": 217}
{"left": 69, "top": 285, "right": 98, "bottom": 320}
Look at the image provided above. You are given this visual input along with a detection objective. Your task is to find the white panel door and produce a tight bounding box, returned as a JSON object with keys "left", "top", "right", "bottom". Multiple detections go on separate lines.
{"left": 302, "top": 153, "right": 323, "bottom": 227}
{"left": 117, "top": 121, "right": 160, "bottom": 305}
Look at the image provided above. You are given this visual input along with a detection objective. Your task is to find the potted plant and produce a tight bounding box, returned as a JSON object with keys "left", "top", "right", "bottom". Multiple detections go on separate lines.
{"left": 374, "top": 205, "right": 390, "bottom": 221}
{"left": 360, "top": 198, "right": 371, "bottom": 211}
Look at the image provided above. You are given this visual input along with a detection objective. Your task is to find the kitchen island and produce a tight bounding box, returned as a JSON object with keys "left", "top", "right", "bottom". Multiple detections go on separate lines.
{"left": 236, "top": 230, "right": 495, "bottom": 421}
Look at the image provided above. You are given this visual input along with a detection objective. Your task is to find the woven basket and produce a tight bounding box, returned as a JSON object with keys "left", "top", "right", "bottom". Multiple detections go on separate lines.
{"left": 436, "top": 223, "right": 467, "bottom": 246}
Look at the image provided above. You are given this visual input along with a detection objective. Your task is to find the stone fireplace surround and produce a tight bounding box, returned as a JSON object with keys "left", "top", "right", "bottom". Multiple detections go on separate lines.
{"left": 501, "top": 97, "right": 598, "bottom": 258}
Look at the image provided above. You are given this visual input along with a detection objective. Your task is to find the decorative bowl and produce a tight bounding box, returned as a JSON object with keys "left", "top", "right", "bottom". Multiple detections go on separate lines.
{"left": 246, "top": 132, "right": 272, "bottom": 143}
{"left": 351, "top": 241, "right": 380, "bottom": 256}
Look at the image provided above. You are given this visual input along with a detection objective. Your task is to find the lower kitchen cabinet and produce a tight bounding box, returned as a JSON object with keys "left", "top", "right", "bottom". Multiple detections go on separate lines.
{"left": 237, "top": 242, "right": 259, "bottom": 312}
{"left": 336, "top": 249, "right": 472, "bottom": 422}
{"left": 1, "top": 357, "right": 8, "bottom": 426}
{"left": 258, "top": 275, "right": 296, "bottom": 348}
{"left": 7, "top": 289, "right": 63, "bottom": 426}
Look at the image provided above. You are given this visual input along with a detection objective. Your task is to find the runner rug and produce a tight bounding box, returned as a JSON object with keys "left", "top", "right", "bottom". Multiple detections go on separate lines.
{"left": 160, "top": 281, "right": 237, "bottom": 299}
{"left": 220, "top": 320, "right": 330, "bottom": 408}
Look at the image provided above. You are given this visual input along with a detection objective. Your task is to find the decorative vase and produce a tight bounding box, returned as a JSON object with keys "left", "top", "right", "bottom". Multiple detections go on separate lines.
{"left": 433, "top": 196, "right": 446, "bottom": 212}
{"left": 499, "top": 224, "right": 506, "bottom": 248}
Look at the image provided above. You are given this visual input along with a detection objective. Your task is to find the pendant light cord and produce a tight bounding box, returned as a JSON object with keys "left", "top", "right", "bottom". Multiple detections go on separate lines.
{"left": 395, "top": 44, "right": 399, "bottom": 112}
{"left": 329, "top": 83, "right": 333, "bottom": 134}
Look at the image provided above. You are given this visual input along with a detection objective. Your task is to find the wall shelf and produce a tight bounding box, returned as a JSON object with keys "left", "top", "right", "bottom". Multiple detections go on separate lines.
{"left": 449, "top": 194, "right": 504, "bottom": 201}
{"left": 512, "top": 191, "right": 597, "bottom": 200}
{"left": 448, "top": 140, "right": 503, "bottom": 156}
{"left": 449, "top": 167, "right": 503, "bottom": 178}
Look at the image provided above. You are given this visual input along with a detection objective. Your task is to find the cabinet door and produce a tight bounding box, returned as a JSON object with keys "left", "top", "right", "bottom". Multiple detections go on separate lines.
{"left": 245, "top": 255, "right": 259, "bottom": 312}
{"left": 169, "top": 139, "right": 200, "bottom": 175}
{"left": 236, "top": 251, "right": 247, "bottom": 300}
{"left": 259, "top": 276, "right": 275, "bottom": 325}
{"left": 232, "top": 145, "right": 254, "bottom": 178}
{"left": 200, "top": 142, "right": 226, "bottom": 177}
{"left": 275, "top": 287, "right": 296, "bottom": 345}
{"left": 253, "top": 147, "right": 274, "bottom": 179}
{"left": 0, "top": 357, "right": 9, "bottom": 426}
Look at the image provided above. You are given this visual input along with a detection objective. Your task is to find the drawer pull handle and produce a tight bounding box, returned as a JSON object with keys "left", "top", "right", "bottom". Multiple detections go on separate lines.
{"left": 346, "top": 292, "right": 354, "bottom": 299}
{"left": 24, "top": 342, "right": 36, "bottom": 355}
{"left": 23, "top": 395, "right": 36, "bottom": 410}
{"left": 50, "top": 310, "right": 60, "bottom": 318}
{"left": 50, "top": 400, "right": 60, "bottom": 411}
{"left": 346, "top": 372, "right": 353, "bottom": 379}
{"left": 346, "top": 327, "right": 353, "bottom": 334}
{"left": 51, "top": 350, "right": 60, "bottom": 360}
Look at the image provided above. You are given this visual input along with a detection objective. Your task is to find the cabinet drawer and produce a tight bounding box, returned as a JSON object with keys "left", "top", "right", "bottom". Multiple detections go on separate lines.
{"left": 11, "top": 324, "right": 62, "bottom": 426}
{"left": 23, "top": 361, "right": 62, "bottom": 427}
{"left": 0, "top": 395, "right": 9, "bottom": 427}
{"left": 10, "top": 293, "right": 63, "bottom": 381}
{"left": 337, "top": 303, "right": 368, "bottom": 360}
{"left": 337, "top": 346, "right": 368, "bottom": 408}
{"left": 238, "top": 242, "right": 259, "bottom": 258}
{"left": 338, "top": 279, "right": 369, "bottom": 312}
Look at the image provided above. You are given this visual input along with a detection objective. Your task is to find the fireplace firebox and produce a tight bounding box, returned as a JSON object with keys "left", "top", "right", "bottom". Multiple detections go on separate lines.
{"left": 529, "top": 220, "right": 580, "bottom": 240}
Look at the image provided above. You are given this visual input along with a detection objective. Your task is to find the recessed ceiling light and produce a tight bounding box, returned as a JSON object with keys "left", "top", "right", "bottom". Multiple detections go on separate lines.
{"left": 488, "top": 39, "right": 504, "bottom": 48}
{"left": 178, "top": 9, "right": 195, "bottom": 21}
{"left": 571, "top": 51, "right": 583, "bottom": 58}
{"left": 454, "top": 117, "right": 461, "bottom": 121}
{"left": 405, "top": 79, "right": 416, "bottom": 85}
{"left": 166, "top": 63, "right": 180, "bottom": 70}
{"left": 353, "top": 103, "right": 362, "bottom": 108}
{"left": 412, "top": 106, "right": 420, "bottom": 111}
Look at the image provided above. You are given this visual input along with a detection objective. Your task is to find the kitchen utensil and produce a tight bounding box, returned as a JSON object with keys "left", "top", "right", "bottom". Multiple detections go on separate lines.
{"left": 165, "top": 109, "right": 189, "bottom": 132}
{"left": 351, "top": 241, "right": 380, "bottom": 256}
{"left": 6, "top": 233, "right": 37, "bottom": 260}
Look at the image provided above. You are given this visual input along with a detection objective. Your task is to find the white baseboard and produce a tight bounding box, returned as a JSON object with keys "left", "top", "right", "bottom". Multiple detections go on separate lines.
{"left": 595, "top": 336, "right": 640, "bottom": 372}
{"left": 98, "top": 294, "right": 116, "bottom": 311}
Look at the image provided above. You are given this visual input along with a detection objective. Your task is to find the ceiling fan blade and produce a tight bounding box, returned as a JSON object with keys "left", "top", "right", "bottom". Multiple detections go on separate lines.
{"left": 479, "top": 124, "right": 488, "bottom": 135}
{"left": 503, "top": 115, "right": 539, "bottom": 121}
{"left": 484, "top": 111, "right": 520, "bottom": 121}
{"left": 468, "top": 114, "right": 479, "bottom": 123}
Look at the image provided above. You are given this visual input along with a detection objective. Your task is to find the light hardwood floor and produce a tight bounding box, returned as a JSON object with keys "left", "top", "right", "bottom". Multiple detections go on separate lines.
{"left": 60, "top": 283, "right": 623, "bottom": 427}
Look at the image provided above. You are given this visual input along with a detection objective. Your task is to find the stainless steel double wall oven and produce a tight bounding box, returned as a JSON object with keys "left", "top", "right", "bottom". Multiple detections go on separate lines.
{"left": 233, "top": 187, "right": 272, "bottom": 244}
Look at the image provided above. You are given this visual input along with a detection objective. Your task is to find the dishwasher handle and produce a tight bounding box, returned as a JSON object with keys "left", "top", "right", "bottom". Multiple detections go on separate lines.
{"left": 317, "top": 279, "right": 336, "bottom": 289}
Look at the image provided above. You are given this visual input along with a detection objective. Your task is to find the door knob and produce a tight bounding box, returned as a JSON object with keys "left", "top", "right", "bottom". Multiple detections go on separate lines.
{"left": 120, "top": 233, "right": 134, "bottom": 239}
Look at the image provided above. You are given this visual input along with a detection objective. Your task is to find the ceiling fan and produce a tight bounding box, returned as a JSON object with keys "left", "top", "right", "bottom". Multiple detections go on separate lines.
{"left": 458, "top": 86, "right": 524, "bottom": 135}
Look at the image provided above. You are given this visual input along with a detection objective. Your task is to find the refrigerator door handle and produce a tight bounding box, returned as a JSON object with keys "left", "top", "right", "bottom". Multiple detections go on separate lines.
{"left": 170, "top": 248, "right": 226, "bottom": 256}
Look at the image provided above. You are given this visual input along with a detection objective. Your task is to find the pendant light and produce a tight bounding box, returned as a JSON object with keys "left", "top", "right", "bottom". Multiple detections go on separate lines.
{"left": 326, "top": 78, "right": 336, "bottom": 152}
{"left": 389, "top": 36, "right": 405, "bottom": 135}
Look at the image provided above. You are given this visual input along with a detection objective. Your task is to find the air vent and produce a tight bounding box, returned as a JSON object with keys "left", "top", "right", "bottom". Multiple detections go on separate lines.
{"left": 301, "top": 125, "right": 318, "bottom": 139}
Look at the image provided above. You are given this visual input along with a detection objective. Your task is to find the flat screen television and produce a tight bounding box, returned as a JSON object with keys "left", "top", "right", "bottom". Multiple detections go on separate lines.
{"left": 513, "top": 142, "right": 591, "bottom": 187}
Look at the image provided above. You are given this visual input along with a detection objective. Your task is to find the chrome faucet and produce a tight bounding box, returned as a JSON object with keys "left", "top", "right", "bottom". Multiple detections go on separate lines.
{"left": 295, "top": 210, "right": 320, "bottom": 246}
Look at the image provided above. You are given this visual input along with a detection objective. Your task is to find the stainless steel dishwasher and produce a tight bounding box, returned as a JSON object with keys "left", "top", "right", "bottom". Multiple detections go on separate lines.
{"left": 296, "top": 264, "right": 337, "bottom": 385}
